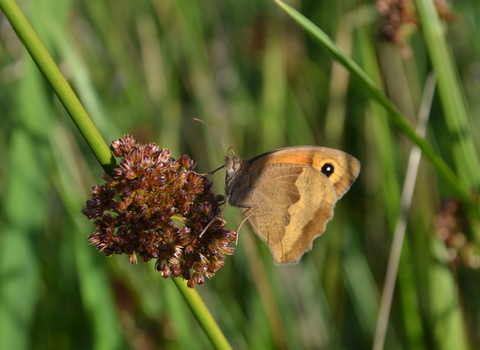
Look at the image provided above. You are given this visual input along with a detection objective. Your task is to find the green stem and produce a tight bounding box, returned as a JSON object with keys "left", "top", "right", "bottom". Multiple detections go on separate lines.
{"left": 415, "top": 0, "right": 480, "bottom": 191}
{"left": 172, "top": 278, "right": 233, "bottom": 350}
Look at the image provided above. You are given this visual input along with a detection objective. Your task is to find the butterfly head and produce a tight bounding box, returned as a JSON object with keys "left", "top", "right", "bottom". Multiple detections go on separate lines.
{"left": 225, "top": 149, "right": 245, "bottom": 186}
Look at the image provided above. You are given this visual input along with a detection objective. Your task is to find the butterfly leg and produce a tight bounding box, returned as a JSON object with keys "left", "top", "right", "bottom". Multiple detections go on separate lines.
{"left": 199, "top": 206, "right": 226, "bottom": 238}
{"left": 235, "top": 206, "right": 259, "bottom": 244}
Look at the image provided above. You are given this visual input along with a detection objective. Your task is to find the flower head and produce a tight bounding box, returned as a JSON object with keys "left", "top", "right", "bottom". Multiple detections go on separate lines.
{"left": 435, "top": 198, "right": 480, "bottom": 269}
{"left": 376, "top": 0, "right": 455, "bottom": 57}
{"left": 82, "top": 135, "right": 236, "bottom": 288}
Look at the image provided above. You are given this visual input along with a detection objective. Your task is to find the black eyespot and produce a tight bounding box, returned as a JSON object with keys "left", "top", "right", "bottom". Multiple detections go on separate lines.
{"left": 321, "top": 163, "right": 334, "bottom": 177}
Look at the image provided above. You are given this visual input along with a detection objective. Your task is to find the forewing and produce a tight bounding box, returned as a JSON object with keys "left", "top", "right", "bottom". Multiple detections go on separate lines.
{"left": 247, "top": 146, "right": 360, "bottom": 199}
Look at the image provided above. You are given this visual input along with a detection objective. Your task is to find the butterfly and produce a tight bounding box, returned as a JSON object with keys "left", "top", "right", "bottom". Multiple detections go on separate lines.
{"left": 224, "top": 146, "right": 360, "bottom": 264}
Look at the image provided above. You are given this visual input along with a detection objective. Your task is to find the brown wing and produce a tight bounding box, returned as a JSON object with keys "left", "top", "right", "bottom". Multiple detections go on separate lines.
{"left": 246, "top": 146, "right": 360, "bottom": 199}
{"left": 239, "top": 163, "right": 337, "bottom": 264}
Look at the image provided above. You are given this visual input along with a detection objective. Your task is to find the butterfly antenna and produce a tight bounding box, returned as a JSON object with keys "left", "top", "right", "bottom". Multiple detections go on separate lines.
{"left": 193, "top": 118, "right": 238, "bottom": 157}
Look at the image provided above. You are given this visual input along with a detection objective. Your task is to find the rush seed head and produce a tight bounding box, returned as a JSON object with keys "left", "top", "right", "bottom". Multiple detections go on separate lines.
{"left": 82, "top": 135, "right": 236, "bottom": 288}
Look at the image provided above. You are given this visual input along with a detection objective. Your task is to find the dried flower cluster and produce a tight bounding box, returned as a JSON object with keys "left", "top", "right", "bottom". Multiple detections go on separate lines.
{"left": 377, "top": 0, "right": 455, "bottom": 57}
{"left": 82, "top": 135, "right": 236, "bottom": 288}
{"left": 435, "top": 199, "right": 480, "bottom": 269}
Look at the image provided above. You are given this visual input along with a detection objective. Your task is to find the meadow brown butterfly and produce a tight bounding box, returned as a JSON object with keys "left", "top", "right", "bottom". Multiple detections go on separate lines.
{"left": 225, "top": 146, "right": 360, "bottom": 264}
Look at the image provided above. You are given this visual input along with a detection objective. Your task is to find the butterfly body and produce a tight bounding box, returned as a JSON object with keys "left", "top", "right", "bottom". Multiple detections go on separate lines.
{"left": 225, "top": 146, "right": 360, "bottom": 264}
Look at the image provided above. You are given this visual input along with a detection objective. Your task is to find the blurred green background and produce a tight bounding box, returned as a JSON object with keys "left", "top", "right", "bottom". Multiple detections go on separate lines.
{"left": 1, "top": 0, "right": 480, "bottom": 349}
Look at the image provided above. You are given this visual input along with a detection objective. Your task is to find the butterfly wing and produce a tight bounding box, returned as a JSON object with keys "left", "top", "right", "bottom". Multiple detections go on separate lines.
{"left": 238, "top": 163, "right": 337, "bottom": 264}
{"left": 246, "top": 146, "right": 360, "bottom": 199}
